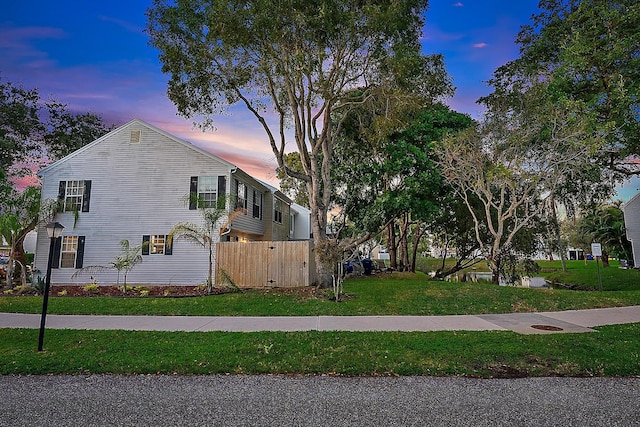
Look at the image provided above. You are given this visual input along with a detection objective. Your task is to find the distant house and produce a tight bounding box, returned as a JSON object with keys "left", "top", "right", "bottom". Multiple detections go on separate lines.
{"left": 623, "top": 193, "right": 640, "bottom": 268}
{"left": 289, "top": 203, "right": 312, "bottom": 241}
{"left": 34, "top": 119, "right": 294, "bottom": 285}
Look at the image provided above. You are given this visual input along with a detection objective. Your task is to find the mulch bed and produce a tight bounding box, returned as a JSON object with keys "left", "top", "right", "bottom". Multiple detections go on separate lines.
{"left": 2, "top": 284, "right": 322, "bottom": 299}
{"left": 50, "top": 285, "right": 219, "bottom": 297}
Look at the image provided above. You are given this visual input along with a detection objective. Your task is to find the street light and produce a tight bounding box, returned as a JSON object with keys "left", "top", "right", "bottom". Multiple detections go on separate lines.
{"left": 38, "top": 222, "right": 64, "bottom": 352}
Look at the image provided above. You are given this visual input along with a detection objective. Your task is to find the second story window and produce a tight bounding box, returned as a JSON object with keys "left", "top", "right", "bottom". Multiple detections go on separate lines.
{"left": 253, "top": 190, "right": 262, "bottom": 219}
{"left": 189, "top": 176, "right": 226, "bottom": 210}
{"left": 58, "top": 180, "right": 92, "bottom": 212}
{"left": 236, "top": 181, "right": 247, "bottom": 212}
{"left": 274, "top": 199, "right": 283, "bottom": 224}
{"left": 198, "top": 176, "right": 217, "bottom": 208}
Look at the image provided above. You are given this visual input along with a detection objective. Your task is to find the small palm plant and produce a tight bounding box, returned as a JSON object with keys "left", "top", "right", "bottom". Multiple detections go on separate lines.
{"left": 72, "top": 239, "right": 146, "bottom": 293}
{"left": 111, "top": 240, "right": 146, "bottom": 292}
{"left": 170, "top": 194, "right": 239, "bottom": 293}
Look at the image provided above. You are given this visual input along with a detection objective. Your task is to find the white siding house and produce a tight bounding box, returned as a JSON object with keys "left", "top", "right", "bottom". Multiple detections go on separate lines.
{"left": 34, "top": 119, "right": 289, "bottom": 285}
{"left": 290, "top": 203, "right": 312, "bottom": 240}
{"left": 623, "top": 193, "right": 640, "bottom": 268}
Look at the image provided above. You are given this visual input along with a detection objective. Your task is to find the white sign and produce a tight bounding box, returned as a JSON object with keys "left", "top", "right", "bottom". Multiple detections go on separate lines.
{"left": 591, "top": 243, "right": 602, "bottom": 257}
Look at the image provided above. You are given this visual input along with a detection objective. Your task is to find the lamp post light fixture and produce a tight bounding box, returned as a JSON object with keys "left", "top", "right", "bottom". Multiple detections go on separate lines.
{"left": 38, "top": 222, "right": 64, "bottom": 352}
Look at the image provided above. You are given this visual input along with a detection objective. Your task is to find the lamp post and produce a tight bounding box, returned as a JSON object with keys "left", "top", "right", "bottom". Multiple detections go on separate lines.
{"left": 38, "top": 222, "right": 64, "bottom": 352}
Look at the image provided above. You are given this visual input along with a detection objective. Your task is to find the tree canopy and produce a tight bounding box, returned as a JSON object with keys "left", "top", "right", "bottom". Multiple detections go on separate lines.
{"left": 147, "top": 0, "right": 453, "bottom": 284}
{"left": 485, "top": 0, "right": 640, "bottom": 174}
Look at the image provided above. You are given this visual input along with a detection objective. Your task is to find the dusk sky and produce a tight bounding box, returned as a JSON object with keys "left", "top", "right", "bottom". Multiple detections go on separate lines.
{"left": 3, "top": 1, "right": 636, "bottom": 198}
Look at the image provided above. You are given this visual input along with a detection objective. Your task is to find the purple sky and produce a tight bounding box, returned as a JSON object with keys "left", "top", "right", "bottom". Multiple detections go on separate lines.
{"left": 2, "top": 1, "right": 550, "bottom": 187}
{"left": 1, "top": 1, "right": 546, "bottom": 184}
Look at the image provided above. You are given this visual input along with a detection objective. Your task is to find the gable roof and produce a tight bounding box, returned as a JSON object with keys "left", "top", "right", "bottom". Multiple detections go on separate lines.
{"left": 258, "top": 179, "right": 292, "bottom": 205}
{"left": 623, "top": 192, "right": 640, "bottom": 212}
{"left": 38, "top": 118, "right": 240, "bottom": 177}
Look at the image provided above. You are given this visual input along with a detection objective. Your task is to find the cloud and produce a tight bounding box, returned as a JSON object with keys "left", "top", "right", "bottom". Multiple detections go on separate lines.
{"left": 98, "top": 15, "right": 144, "bottom": 34}
{"left": 473, "top": 42, "right": 488, "bottom": 48}
{"left": 452, "top": 2, "right": 464, "bottom": 7}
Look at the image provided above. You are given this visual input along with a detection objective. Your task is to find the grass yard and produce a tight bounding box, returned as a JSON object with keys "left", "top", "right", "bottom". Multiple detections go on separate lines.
{"left": 1, "top": 271, "right": 640, "bottom": 316}
{"left": 2, "top": 263, "right": 639, "bottom": 377}
{"left": 1, "top": 324, "right": 639, "bottom": 377}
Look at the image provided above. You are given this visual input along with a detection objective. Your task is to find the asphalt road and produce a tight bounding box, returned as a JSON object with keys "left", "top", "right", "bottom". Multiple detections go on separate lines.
{"left": 2, "top": 375, "right": 639, "bottom": 426}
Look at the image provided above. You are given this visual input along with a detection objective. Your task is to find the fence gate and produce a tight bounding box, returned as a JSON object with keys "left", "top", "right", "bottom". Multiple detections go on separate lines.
{"left": 215, "top": 241, "right": 316, "bottom": 288}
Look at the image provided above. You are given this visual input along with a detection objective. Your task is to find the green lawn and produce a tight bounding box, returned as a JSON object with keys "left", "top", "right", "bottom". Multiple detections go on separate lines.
{"left": 2, "top": 265, "right": 639, "bottom": 377}
{"left": 2, "top": 269, "right": 640, "bottom": 316}
{"left": 2, "top": 324, "right": 639, "bottom": 376}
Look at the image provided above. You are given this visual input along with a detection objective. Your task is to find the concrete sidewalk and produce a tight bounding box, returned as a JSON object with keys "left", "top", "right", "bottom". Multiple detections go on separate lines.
{"left": 2, "top": 305, "right": 639, "bottom": 334}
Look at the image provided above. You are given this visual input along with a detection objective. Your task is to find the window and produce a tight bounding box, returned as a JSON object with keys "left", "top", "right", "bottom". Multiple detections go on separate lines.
{"left": 142, "top": 235, "right": 173, "bottom": 255}
{"left": 58, "top": 180, "right": 92, "bottom": 212}
{"left": 60, "top": 236, "right": 78, "bottom": 268}
{"left": 274, "top": 199, "right": 283, "bottom": 224}
{"left": 52, "top": 235, "right": 85, "bottom": 269}
{"left": 189, "top": 176, "right": 226, "bottom": 209}
{"left": 290, "top": 213, "right": 295, "bottom": 235}
{"left": 198, "top": 176, "right": 217, "bottom": 208}
{"left": 236, "top": 181, "right": 247, "bottom": 211}
{"left": 253, "top": 190, "right": 262, "bottom": 219}
{"left": 150, "top": 235, "right": 165, "bottom": 254}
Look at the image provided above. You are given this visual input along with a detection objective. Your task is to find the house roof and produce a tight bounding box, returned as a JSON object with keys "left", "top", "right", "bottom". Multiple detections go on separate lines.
{"left": 38, "top": 118, "right": 241, "bottom": 177}
{"left": 623, "top": 191, "right": 640, "bottom": 212}
{"left": 258, "top": 179, "right": 292, "bottom": 205}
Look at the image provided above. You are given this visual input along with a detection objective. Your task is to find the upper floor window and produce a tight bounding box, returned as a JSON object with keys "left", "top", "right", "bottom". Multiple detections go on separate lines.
{"left": 274, "top": 199, "right": 283, "bottom": 224}
{"left": 189, "top": 176, "right": 226, "bottom": 210}
{"left": 236, "top": 181, "right": 247, "bottom": 212}
{"left": 58, "top": 180, "right": 92, "bottom": 212}
{"left": 198, "top": 176, "right": 217, "bottom": 208}
{"left": 253, "top": 190, "right": 262, "bottom": 219}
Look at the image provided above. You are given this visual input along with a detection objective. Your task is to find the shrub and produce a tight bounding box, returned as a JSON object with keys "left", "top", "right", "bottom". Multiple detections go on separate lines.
{"left": 83, "top": 284, "right": 100, "bottom": 294}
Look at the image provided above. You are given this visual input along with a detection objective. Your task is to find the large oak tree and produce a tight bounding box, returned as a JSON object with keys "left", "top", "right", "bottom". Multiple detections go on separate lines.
{"left": 146, "top": 0, "right": 452, "bottom": 284}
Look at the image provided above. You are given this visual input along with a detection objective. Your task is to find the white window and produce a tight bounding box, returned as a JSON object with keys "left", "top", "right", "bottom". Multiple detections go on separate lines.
{"left": 64, "top": 181, "right": 84, "bottom": 212}
{"left": 60, "top": 236, "right": 78, "bottom": 268}
{"left": 150, "top": 235, "right": 165, "bottom": 254}
{"left": 198, "top": 176, "right": 217, "bottom": 208}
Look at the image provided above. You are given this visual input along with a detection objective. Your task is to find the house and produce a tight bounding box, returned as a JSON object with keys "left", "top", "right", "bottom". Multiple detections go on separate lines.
{"left": 289, "top": 203, "right": 312, "bottom": 241}
{"left": 623, "top": 193, "right": 640, "bottom": 268}
{"left": 34, "top": 119, "right": 293, "bottom": 285}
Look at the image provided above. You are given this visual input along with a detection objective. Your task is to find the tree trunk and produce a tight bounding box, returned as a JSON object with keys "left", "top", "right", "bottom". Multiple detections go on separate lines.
{"left": 409, "top": 224, "right": 427, "bottom": 273}
{"left": 491, "top": 254, "right": 501, "bottom": 284}
{"left": 387, "top": 222, "right": 397, "bottom": 270}
{"left": 398, "top": 214, "right": 410, "bottom": 271}
{"left": 601, "top": 250, "right": 610, "bottom": 268}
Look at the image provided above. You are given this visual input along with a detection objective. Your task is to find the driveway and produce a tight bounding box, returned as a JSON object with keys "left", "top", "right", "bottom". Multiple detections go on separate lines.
{"left": 1, "top": 375, "right": 638, "bottom": 426}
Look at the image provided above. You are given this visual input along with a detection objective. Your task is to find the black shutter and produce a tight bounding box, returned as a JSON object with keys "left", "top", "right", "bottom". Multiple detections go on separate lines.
{"left": 164, "top": 235, "right": 173, "bottom": 255}
{"left": 217, "top": 176, "right": 226, "bottom": 208}
{"left": 142, "top": 235, "right": 150, "bottom": 255}
{"left": 81, "top": 180, "right": 91, "bottom": 212}
{"left": 75, "top": 236, "right": 85, "bottom": 268}
{"left": 189, "top": 176, "right": 198, "bottom": 210}
{"left": 51, "top": 236, "right": 62, "bottom": 269}
{"left": 58, "top": 181, "right": 66, "bottom": 212}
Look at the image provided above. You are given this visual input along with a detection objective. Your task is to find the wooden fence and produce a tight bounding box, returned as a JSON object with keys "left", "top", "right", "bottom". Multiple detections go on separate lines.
{"left": 215, "top": 241, "right": 316, "bottom": 288}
